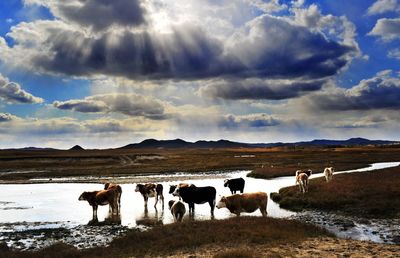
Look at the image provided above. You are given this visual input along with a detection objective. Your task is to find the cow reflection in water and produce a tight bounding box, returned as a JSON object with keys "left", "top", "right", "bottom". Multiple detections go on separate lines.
{"left": 87, "top": 210, "right": 121, "bottom": 226}
{"left": 136, "top": 206, "right": 164, "bottom": 227}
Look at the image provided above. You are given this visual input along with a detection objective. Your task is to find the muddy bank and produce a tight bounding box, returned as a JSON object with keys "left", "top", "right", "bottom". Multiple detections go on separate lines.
{"left": 0, "top": 221, "right": 130, "bottom": 251}
{"left": 291, "top": 211, "right": 400, "bottom": 244}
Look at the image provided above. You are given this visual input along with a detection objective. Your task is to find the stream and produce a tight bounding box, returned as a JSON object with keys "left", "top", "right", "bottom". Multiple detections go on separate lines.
{"left": 0, "top": 162, "right": 399, "bottom": 250}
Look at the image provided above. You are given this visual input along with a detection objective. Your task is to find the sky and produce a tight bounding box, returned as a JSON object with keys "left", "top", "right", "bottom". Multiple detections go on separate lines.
{"left": 0, "top": 0, "right": 399, "bottom": 149}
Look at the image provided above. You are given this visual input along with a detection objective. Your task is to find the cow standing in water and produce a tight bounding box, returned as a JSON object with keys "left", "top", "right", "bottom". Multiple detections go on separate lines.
{"left": 79, "top": 188, "right": 119, "bottom": 218}
{"left": 172, "top": 185, "right": 216, "bottom": 216}
{"left": 224, "top": 178, "right": 245, "bottom": 194}
{"left": 168, "top": 200, "right": 186, "bottom": 222}
{"left": 216, "top": 192, "right": 268, "bottom": 217}
{"left": 135, "top": 183, "right": 164, "bottom": 208}
{"left": 104, "top": 183, "right": 122, "bottom": 211}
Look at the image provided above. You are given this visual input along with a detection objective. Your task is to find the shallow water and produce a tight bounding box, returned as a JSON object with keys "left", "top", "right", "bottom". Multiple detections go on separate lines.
{"left": 0, "top": 161, "right": 399, "bottom": 249}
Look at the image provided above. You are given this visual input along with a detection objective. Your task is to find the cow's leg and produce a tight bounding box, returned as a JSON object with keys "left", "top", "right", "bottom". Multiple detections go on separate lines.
{"left": 260, "top": 205, "right": 268, "bottom": 217}
{"left": 144, "top": 195, "right": 148, "bottom": 206}
{"left": 154, "top": 194, "right": 159, "bottom": 208}
{"left": 209, "top": 201, "right": 215, "bottom": 217}
{"left": 160, "top": 194, "right": 164, "bottom": 209}
{"left": 93, "top": 205, "right": 98, "bottom": 219}
{"left": 189, "top": 203, "right": 194, "bottom": 213}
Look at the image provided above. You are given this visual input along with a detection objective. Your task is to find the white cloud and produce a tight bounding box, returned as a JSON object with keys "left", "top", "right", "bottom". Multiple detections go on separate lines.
{"left": 0, "top": 73, "right": 44, "bottom": 104}
{"left": 368, "top": 18, "right": 400, "bottom": 41}
{"left": 367, "top": 0, "right": 400, "bottom": 15}
{"left": 388, "top": 47, "right": 400, "bottom": 59}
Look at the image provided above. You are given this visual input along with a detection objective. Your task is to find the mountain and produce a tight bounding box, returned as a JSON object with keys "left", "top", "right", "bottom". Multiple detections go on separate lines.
{"left": 69, "top": 145, "right": 85, "bottom": 151}
{"left": 121, "top": 137, "right": 399, "bottom": 149}
{"left": 120, "top": 139, "right": 249, "bottom": 149}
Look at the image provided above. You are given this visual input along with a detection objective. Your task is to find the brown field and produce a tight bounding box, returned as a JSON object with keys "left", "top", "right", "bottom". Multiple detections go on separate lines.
{"left": 1, "top": 146, "right": 400, "bottom": 182}
{"left": 0, "top": 217, "right": 331, "bottom": 258}
{"left": 275, "top": 165, "right": 400, "bottom": 218}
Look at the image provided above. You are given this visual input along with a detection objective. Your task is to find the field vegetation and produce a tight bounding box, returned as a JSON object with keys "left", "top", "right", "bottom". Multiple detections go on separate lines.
{"left": 1, "top": 146, "right": 400, "bottom": 182}
{"left": 0, "top": 217, "right": 331, "bottom": 258}
{"left": 275, "top": 165, "right": 400, "bottom": 218}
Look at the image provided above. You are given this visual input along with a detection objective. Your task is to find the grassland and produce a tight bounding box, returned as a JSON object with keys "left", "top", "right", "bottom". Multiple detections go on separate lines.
{"left": 1, "top": 145, "right": 400, "bottom": 182}
{"left": 274, "top": 165, "right": 400, "bottom": 218}
{"left": 0, "top": 217, "right": 331, "bottom": 258}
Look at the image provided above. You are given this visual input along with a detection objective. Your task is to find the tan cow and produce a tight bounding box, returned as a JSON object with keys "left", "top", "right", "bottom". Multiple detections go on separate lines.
{"left": 324, "top": 167, "right": 334, "bottom": 182}
{"left": 216, "top": 192, "right": 268, "bottom": 217}
{"left": 296, "top": 173, "right": 309, "bottom": 193}
{"left": 79, "top": 188, "right": 119, "bottom": 218}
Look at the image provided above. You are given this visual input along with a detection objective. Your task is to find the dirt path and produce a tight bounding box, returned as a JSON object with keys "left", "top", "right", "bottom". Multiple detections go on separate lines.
{"left": 155, "top": 237, "right": 400, "bottom": 257}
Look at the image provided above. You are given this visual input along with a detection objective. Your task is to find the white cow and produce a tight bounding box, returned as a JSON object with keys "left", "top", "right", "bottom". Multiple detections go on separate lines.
{"left": 323, "top": 167, "right": 334, "bottom": 182}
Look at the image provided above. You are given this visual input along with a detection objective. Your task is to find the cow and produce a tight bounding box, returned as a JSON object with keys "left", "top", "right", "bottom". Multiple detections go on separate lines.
{"left": 324, "top": 167, "right": 334, "bottom": 182}
{"left": 104, "top": 183, "right": 122, "bottom": 209}
{"left": 168, "top": 200, "right": 186, "bottom": 222}
{"left": 78, "top": 188, "right": 119, "bottom": 218}
{"left": 296, "top": 172, "right": 309, "bottom": 193}
{"left": 135, "top": 183, "right": 164, "bottom": 208}
{"left": 224, "top": 177, "right": 245, "bottom": 194}
{"left": 216, "top": 192, "right": 268, "bottom": 217}
{"left": 295, "top": 169, "right": 312, "bottom": 184}
{"left": 172, "top": 185, "right": 216, "bottom": 216}
{"left": 168, "top": 183, "right": 195, "bottom": 194}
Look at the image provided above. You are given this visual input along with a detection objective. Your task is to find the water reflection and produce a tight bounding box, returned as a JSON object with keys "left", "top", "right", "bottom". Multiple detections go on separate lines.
{"left": 135, "top": 206, "right": 164, "bottom": 227}
{"left": 87, "top": 211, "right": 121, "bottom": 226}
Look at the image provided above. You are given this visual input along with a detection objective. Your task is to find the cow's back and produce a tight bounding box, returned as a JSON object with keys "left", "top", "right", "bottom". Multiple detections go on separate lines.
{"left": 180, "top": 186, "right": 216, "bottom": 204}
{"left": 227, "top": 192, "right": 267, "bottom": 213}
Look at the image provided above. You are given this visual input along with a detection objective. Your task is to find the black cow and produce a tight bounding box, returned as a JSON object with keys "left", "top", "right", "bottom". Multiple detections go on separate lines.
{"left": 224, "top": 177, "right": 245, "bottom": 194}
{"left": 172, "top": 185, "right": 216, "bottom": 216}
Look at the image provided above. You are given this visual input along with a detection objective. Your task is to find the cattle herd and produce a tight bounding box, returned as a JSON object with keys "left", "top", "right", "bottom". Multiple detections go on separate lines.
{"left": 79, "top": 167, "right": 334, "bottom": 223}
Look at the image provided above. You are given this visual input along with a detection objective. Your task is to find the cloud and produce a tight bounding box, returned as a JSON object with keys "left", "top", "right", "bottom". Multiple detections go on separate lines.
{"left": 218, "top": 113, "right": 281, "bottom": 129}
{"left": 300, "top": 71, "right": 400, "bottom": 111}
{"left": 200, "top": 78, "right": 325, "bottom": 100}
{"left": 388, "top": 47, "right": 400, "bottom": 59}
{"left": 368, "top": 18, "right": 400, "bottom": 41}
{"left": 23, "top": 0, "right": 145, "bottom": 31}
{"left": 1, "top": 12, "right": 357, "bottom": 82}
{"left": 367, "top": 0, "right": 400, "bottom": 15}
{"left": 0, "top": 113, "right": 18, "bottom": 122}
{"left": 53, "top": 93, "right": 167, "bottom": 119}
{"left": 0, "top": 74, "right": 44, "bottom": 104}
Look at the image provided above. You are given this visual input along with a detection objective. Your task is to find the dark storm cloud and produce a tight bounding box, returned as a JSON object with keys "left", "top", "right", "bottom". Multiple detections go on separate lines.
{"left": 306, "top": 72, "right": 400, "bottom": 111}
{"left": 20, "top": 15, "right": 356, "bottom": 82}
{"left": 53, "top": 93, "right": 167, "bottom": 120}
{"left": 46, "top": 0, "right": 145, "bottom": 31}
{"left": 200, "top": 78, "right": 325, "bottom": 100}
{"left": 218, "top": 114, "right": 280, "bottom": 129}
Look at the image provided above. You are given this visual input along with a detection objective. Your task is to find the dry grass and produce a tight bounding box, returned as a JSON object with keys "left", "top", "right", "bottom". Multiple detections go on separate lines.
{"left": 276, "top": 166, "right": 400, "bottom": 218}
{"left": 0, "top": 217, "right": 331, "bottom": 258}
{"left": 1, "top": 146, "right": 400, "bottom": 182}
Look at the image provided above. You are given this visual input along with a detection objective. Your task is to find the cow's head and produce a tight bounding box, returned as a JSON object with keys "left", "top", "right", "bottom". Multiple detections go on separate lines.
{"left": 216, "top": 196, "right": 227, "bottom": 209}
{"left": 223, "top": 179, "right": 229, "bottom": 187}
{"left": 168, "top": 200, "right": 175, "bottom": 210}
{"left": 172, "top": 186, "right": 180, "bottom": 197}
{"left": 169, "top": 185, "right": 177, "bottom": 194}
{"left": 78, "top": 192, "right": 89, "bottom": 201}
{"left": 135, "top": 184, "right": 143, "bottom": 192}
{"left": 104, "top": 183, "right": 110, "bottom": 190}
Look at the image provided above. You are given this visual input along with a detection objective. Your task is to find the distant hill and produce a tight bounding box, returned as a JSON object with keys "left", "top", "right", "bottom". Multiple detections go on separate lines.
{"left": 120, "top": 139, "right": 250, "bottom": 149}
{"left": 69, "top": 145, "right": 85, "bottom": 151}
{"left": 121, "top": 137, "right": 399, "bottom": 149}
{"left": 254, "top": 137, "right": 399, "bottom": 148}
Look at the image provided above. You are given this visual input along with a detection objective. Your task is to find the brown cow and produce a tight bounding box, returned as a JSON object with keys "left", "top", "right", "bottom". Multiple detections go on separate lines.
{"left": 168, "top": 200, "right": 186, "bottom": 222}
{"left": 79, "top": 188, "right": 119, "bottom": 218}
{"left": 296, "top": 172, "right": 309, "bottom": 193}
{"left": 135, "top": 183, "right": 164, "bottom": 208}
{"left": 104, "top": 183, "right": 122, "bottom": 208}
{"left": 216, "top": 192, "right": 268, "bottom": 217}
